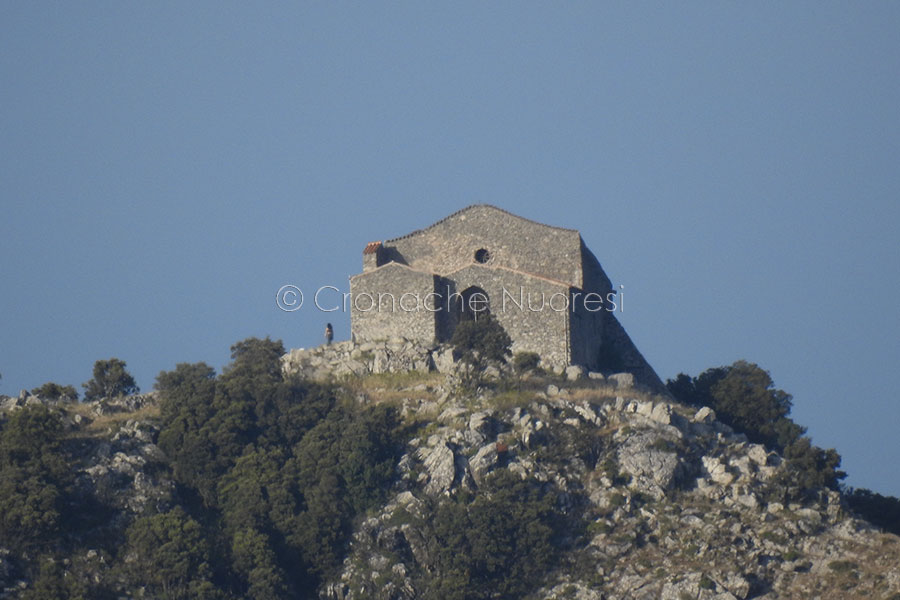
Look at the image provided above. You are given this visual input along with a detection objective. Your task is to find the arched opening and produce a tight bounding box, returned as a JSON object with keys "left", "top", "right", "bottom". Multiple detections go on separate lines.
{"left": 459, "top": 285, "right": 490, "bottom": 321}
{"left": 474, "top": 248, "right": 491, "bottom": 264}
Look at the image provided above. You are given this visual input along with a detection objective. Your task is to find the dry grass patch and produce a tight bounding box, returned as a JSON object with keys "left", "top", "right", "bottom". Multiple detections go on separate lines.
{"left": 65, "top": 403, "right": 161, "bottom": 438}
{"left": 344, "top": 370, "right": 445, "bottom": 404}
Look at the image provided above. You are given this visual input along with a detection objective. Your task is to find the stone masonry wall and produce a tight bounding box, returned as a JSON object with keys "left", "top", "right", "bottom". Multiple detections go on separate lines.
{"left": 381, "top": 205, "right": 586, "bottom": 289}
{"left": 347, "top": 204, "right": 665, "bottom": 391}
{"left": 568, "top": 287, "right": 605, "bottom": 370}
{"left": 349, "top": 263, "right": 439, "bottom": 344}
{"left": 448, "top": 263, "right": 571, "bottom": 370}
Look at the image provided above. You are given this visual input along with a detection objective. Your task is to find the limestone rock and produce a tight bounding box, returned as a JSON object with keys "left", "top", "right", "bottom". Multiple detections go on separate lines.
{"left": 565, "top": 365, "right": 585, "bottom": 381}
{"left": 702, "top": 456, "right": 735, "bottom": 486}
{"left": 608, "top": 372, "right": 634, "bottom": 388}
{"left": 650, "top": 402, "right": 672, "bottom": 424}
{"left": 617, "top": 430, "right": 683, "bottom": 499}
{"left": 417, "top": 442, "right": 472, "bottom": 496}
{"left": 469, "top": 443, "right": 499, "bottom": 484}
{"left": 693, "top": 406, "right": 717, "bottom": 423}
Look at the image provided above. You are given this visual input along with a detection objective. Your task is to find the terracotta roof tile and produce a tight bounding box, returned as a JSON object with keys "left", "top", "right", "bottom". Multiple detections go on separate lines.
{"left": 363, "top": 241, "right": 382, "bottom": 255}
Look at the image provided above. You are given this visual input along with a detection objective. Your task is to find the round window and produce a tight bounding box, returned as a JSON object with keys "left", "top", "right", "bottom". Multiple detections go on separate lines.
{"left": 474, "top": 248, "right": 491, "bottom": 264}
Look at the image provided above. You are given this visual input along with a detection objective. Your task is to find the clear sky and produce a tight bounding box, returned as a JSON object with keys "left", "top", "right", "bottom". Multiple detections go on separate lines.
{"left": 2, "top": 3, "right": 898, "bottom": 496}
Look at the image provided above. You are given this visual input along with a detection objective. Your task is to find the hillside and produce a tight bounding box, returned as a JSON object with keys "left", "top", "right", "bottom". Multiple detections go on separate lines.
{"left": 0, "top": 338, "right": 898, "bottom": 599}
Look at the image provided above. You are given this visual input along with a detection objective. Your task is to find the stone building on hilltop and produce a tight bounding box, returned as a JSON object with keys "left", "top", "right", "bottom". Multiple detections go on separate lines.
{"left": 349, "top": 205, "right": 661, "bottom": 388}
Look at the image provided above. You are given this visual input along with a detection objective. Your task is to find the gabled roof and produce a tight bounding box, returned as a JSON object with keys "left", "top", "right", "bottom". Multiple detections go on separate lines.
{"left": 384, "top": 204, "right": 578, "bottom": 244}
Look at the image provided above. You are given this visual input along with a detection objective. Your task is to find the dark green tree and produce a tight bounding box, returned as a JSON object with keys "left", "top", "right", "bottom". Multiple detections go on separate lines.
{"left": 845, "top": 487, "right": 900, "bottom": 536}
{"left": 709, "top": 360, "right": 797, "bottom": 449}
{"left": 512, "top": 351, "right": 541, "bottom": 373}
{"left": 450, "top": 313, "right": 512, "bottom": 390}
{"left": 156, "top": 362, "right": 224, "bottom": 505}
{"left": 121, "top": 507, "right": 222, "bottom": 600}
{"left": 0, "top": 405, "right": 72, "bottom": 550}
{"left": 419, "top": 470, "right": 559, "bottom": 600}
{"left": 83, "top": 358, "right": 139, "bottom": 400}
{"left": 782, "top": 437, "right": 845, "bottom": 491}
{"left": 156, "top": 340, "right": 293, "bottom": 506}
{"left": 667, "top": 361, "right": 845, "bottom": 492}
{"left": 21, "top": 558, "right": 88, "bottom": 600}
{"left": 30, "top": 382, "right": 78, "bottom": 402}
{"left": 290, "top": 404, "right": 403, "bottom": 578}
{"left": 230, "top": 528, "right": 289, "bottom": 600}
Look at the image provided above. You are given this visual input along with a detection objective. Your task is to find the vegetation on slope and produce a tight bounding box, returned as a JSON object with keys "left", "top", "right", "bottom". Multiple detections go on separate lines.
{"left": 0, "top": 325, "right": 899, "bottom": 598}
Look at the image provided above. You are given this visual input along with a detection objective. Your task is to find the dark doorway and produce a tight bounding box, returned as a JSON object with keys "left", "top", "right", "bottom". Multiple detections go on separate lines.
{"left": 459, "top": 286, "right": 490, "bottom": 321}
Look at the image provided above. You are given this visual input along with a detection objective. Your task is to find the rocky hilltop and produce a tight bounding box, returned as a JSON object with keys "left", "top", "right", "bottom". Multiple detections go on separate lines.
{"left": 1, "top": 339, "right": 898, "bottom": 599}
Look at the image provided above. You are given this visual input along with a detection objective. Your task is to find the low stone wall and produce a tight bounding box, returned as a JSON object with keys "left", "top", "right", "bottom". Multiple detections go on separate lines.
{"left": 282, "top": 339, "right": 456, "bottom": 381}
{"left": 281, "top": 339, "right": 663, "bottom": 394}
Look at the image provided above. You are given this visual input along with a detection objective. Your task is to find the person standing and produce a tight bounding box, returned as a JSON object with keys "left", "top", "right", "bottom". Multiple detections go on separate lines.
{"left": 325, "top": 323, "right": 334, "bottom": 345}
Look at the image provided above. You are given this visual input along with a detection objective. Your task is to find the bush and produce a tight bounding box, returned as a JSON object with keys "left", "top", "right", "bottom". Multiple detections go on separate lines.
{"left": 845, "top": 487, "right": 900, "bottom": 536}
{"left": 419, "top": 470, "right": 560, "bottom": 599}
{"left": 121, "top": 507, "right": 221, "bottom": 598}
{"left": 451, "top": 314, "right": 512, "bottom": 390}
{"left": 512, "top": 351, "right": 541, "bottom": 373}
{"left": 30, "top": 382, "right": 78, "bottom": 401}
{"left": 0, "top": 406, "right": 73, "bottom": 549}
{"left": 827, "top": 560, "right": 858, "bottom": 573}
{"left": 667, "top": 361, "right": 845, "bottom": 492}
{"left": 83, "top": 358, "right": 139, "bottom": 401}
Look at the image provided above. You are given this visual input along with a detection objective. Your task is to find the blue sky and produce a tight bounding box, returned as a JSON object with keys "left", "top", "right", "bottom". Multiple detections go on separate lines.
{"left": 2, "top": 3, "right": 898, "bottom": 496}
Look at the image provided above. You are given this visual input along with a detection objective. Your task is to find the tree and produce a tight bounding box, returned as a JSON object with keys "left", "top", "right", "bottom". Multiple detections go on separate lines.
{"left": 0, "top": 405, "right": 72, "bottom": 549}
{"left": 845, "top": 487, "right": 900, "bottom": 536}
{"left": 450, "top": 314, "right": 512, "bottom": 390}
{"left": 667, "top": 361, "right": 846, "bottom": 493}
{"left": 230, "top": 528, "right": 289, "bottom": 600}
{"left": 512, "top": 351, "right": 541, "bottom": 374}
{"left": 419, "top": 470, "right": 559, "bottom": 600}
{"left": 83, "top": 358, "right": 138, "bottom": 401}
{"left": 668, "top": 361, "right": 798, "bottom": 450}
{"left": 31, "top": 382, "right": 78, "bottom": 402}
{"left": 290, "top": 404, "right": 403, "bottom": 579}
{"left": 709, "top": 360, "right": 797, "bottom": 449}
{"left": 122, "top": 507, "right": 221, "bottom": 600}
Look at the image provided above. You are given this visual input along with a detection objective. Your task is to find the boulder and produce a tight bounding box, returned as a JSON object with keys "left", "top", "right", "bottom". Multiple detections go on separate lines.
{"left": 617, "top": 430, "right": 684, "bottom": 499}
{"left": 650, "top": 402, "right": 672, "bottom": 425}
{"left": 608, "top": 372, "right": 634, "bottom": 388}
{"left": 565, "top": 365, "right": 585, "bottom": 381}
{"left": 418, "top": 443, "right": 456, "bottom": 495}
{"left": 693, "top": 406, "right": 717, "bottom": 423}
{"left": 702, "top": 456, "right": 735, "bottom": 486}
{"left": 469, "top": 443, "right": 499, "bottom": 483}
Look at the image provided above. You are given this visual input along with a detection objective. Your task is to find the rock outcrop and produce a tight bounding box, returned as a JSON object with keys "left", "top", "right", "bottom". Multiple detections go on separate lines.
{"left": 2, "top": 366, "right": 897, "bottom": 599}
{"left": 321, "top": 374, "right": 900, "bottom": 600}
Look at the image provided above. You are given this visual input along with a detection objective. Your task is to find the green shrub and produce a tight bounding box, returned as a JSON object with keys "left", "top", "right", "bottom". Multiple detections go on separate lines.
{"left": 512, "top": 351, "right": 541, "bottom": 373}
{"left": 418, "top": 470, "right": 560, "bottom": 599}
{"left": 83, "top": 358, "right": 139, "bottom": 400}
{"left": 649, "top": 438, "right": 677, "bottom": 453}
{"left": 451, "top": 314, "right": 512, "bottom": 390}
{"left": 608, "top": 493, "right": 627, "bottom": 508}
{"left": 30, "top": 382, "right": 78, "bottom": 401}
{"left": 783, "top": 549, "right": 801, "bottom": 561}
{"left": 828, "top": 560, "right": 858, "bottom": 573}
{"left": 667, "top": 361, "right": 846, "bottom": 493}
